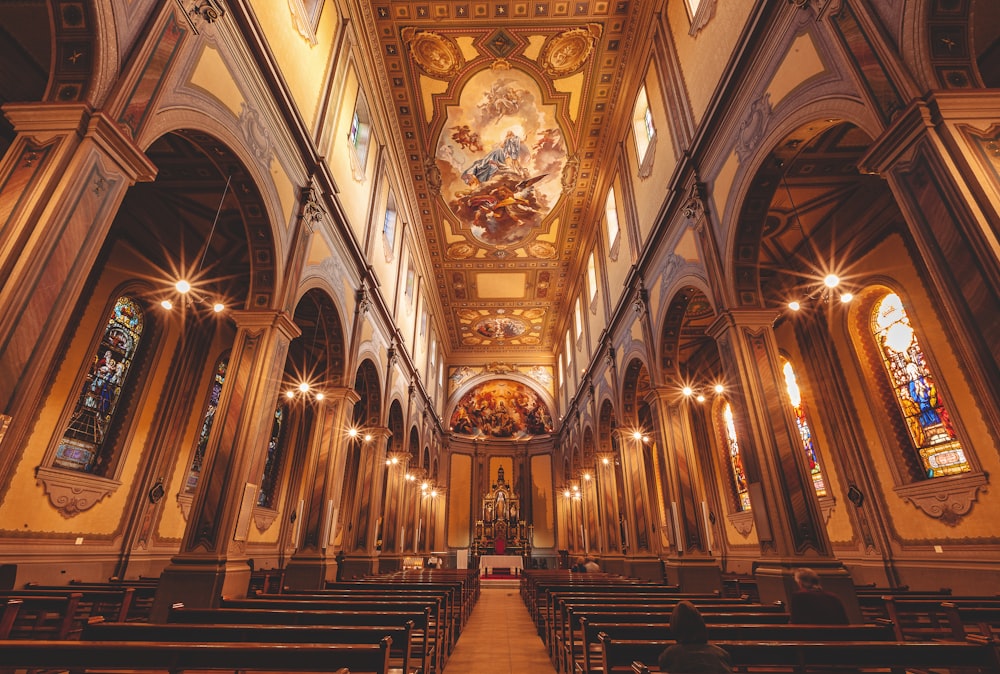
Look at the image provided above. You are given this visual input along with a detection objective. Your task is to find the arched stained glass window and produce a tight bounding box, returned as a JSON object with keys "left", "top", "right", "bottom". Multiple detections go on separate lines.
{"left": 722, "top": 401, "right": 751, "bottom": 511}
{"left": 184, "top": 355, "right": 229, "bottom": 494}
{"left": 54, "top": 296, "right": 144, "bottom": 474}
{"left": 257, "top": 403, "right": 288, "bottom": 508}
{"left": 871, "top": 292, "right": 969, "bottom": 477}
{"left": 781, "top": 359, "right": 827, "bottom": 497}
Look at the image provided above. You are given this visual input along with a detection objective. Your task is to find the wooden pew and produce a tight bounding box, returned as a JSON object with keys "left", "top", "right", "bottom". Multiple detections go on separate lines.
{"left": 0, "top": 639, "right": 389, "bottom": 674}
{"left": 599, "top": 635, "right": 1000, "bottom": 674}
{"left": 942, "top": 602, "right": 1000, "bottom": 641}
{"left": 573, "top": 621, "right": 895, "bottom": 674}
{"left": 273, "top": 587, "right": 461, "bottom": 647}
{"left": 169, "top": 605, "right": 435, "bottom": 674}
{"left": 552, "top": 600, "right": 785, "bottom": 669}
{"left": 5, "top": 587, "right": 138, "bottom": 623}
{"left": 882, "top": 596, "right": 1000, "bottom": 640}
{"left": 0, "top": 592, "right": 86, "bottom": 639}
{"left": 83, "top": 620, "right": 417, "bottom": 674}
{"left": 220, "top": 596, "right": 447, "bottom": 671}
{"left": 548, "top": 594, "right": 754, "bottom": 659}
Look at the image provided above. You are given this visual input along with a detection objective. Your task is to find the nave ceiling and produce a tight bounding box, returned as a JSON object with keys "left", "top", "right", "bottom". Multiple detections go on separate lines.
{"left": 356, "top": 0, "right": 658, "bottom": 357}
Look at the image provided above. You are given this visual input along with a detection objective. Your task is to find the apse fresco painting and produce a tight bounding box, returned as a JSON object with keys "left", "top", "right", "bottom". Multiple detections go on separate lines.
{"left": 450, "top": 379, "right": 553, "bottom": 437}
{"left": 436, "top": 68, "right": 566, "bottom": 248}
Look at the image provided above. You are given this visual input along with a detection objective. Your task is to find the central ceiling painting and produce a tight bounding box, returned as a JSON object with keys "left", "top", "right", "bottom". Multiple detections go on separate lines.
{"left": 365, "top": 2, "right": 651, "bottom": 353}
{"left": 437, "top": 68, "right": 566, "bottom": 249}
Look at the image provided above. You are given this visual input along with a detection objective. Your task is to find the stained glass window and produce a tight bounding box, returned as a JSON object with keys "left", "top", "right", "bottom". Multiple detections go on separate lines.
{"left": 781, "top": 359, "right": 827, "bottom": 497}
{"left": 722, "top": 401, "right": 751, "bottom": 511}
{"left": 257, "top": 403, "right": 287, "bottom": 508}
{"left": 871, "top": 292, "right": 969, "bottom": 477}
{"left": 184, "top": 355, "right": 228, "bottom": 494}
{"left": 54, "top": 296, "right": 144, "bottom": 474}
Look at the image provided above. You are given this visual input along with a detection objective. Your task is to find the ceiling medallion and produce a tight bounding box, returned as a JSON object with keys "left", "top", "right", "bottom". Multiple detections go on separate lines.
{"left": 402, "top": 28, "right": 464, "bottom": 79}
{"left": 539, "top": 24, "right": 603, "bottom": 77}
{"left": 473, "top": 315, "right": 528, "bottom": 340}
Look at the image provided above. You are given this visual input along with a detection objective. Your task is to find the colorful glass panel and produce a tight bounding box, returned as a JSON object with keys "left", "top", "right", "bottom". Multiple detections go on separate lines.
{"left": 184, "top": 355, "right": 228, "bottom": 494}
{"left": 54, "top": 296, "right": 144, "bottom": 474}
{"left": 872, "top": 292, "right": 969, "bottom": 477}
{"left": 723, "top": 401, "right": 751, "bottom": 511}
{"left": 781, "top": 360, "right": 827, "bottom": 497}
{"left": 257, "top": 403, "right": 287, "bottom": 508}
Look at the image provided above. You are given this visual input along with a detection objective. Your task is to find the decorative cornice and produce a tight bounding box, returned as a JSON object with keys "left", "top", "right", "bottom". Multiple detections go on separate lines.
{"left": 894, "top": 472, "right": 988, "bottom": 526}
{"left": 35, "top": 466, "right": 121, "bottom": 518}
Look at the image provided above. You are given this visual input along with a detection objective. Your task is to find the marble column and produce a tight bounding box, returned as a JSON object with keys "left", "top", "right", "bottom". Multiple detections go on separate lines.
{"left": 342, "top": 427, "right": 390, "bottom": 576}
{"left": 283, "top": 387, "right": 360, "bottom": 589}
{"left": 707, "top": 309, "right": 860, "bottom": 621}
{"left": 650, "top": 387, "right": 723, "bottom": 592}
{"left": 150, "top": 310, "right": 300, "bottom": 620}
{"left": 0, "top": 104, "right": 156, "bottom": 480}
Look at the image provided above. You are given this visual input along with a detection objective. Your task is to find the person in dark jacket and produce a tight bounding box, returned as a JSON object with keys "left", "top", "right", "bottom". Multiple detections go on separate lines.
{"left": 657, "top": 600, "right": 732, "bottom": 673}
{"left": 789, "top": 567, "right": 850, "bottom": 624}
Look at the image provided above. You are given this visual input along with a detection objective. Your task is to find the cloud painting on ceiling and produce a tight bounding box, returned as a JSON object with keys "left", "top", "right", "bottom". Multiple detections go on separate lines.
{"left": 436, "top": 68, "right": 566, "bottom": 249}
{"left": 450, "top": 379, "right": 554, "bottom": 438}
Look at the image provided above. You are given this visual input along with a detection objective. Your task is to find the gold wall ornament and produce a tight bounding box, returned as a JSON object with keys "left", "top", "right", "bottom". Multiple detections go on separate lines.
{"left": 540, "top": 24, "right": 602, "bottom": 77}
{"left": 403, "top": 28, "right": 464, "bottom": 79}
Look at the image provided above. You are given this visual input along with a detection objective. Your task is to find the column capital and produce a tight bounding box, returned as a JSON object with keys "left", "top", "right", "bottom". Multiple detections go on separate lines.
{"left": 319, "top": 386, "right": 361, "bottom": 406}
{"left": 706, "top": 308, "right": 779, "bottom": 338}
{"left": 230, "top": 309, "right": 301, "bottom": 340}
{"left": 3, "top": 103, "right": 157, "bottom": 181}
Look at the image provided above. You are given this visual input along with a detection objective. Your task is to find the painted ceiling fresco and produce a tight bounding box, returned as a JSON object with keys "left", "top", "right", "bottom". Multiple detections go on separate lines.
{"left": 449, "top": 379, "right": 554, "bottom": 437}
{"left": 362, "top": 1, "right": 654, "bottom": 354}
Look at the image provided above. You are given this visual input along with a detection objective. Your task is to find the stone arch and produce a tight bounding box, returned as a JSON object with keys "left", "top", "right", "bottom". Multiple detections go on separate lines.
{"left": 352, "top": 359, "right": 382, "bottom": 429}
{"left": 727, "top": 119, "right": 881, "bottom": 310}
{"left": 286, "top": 288, "right": 345, "bottom": 390}
{"left": 658, "top": 284, "right": 722, "bottom": 394}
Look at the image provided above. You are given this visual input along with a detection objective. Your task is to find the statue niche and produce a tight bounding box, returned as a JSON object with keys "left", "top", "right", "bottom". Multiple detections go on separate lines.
{"left": 472, "top": 466, "right": 528, "bottom": 558}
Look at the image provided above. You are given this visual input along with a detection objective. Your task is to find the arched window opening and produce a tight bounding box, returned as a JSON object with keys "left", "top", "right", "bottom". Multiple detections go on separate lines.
{"left": 257, "top": 403, "right": 288, "bottom": 508}
{"left": 184, "top": 354, "right": 229, "bottom": 494}
{"left": 720, "top": 400, "right": 750, "bottom": 511}
{"left": 871, "top": 292, "right": 969, "bottom": 477}
{"left": 781, "top": 359, "right": 827, "bottom": 497}
{"left": 54, "top": 296, "right": 145, "bottom": 475}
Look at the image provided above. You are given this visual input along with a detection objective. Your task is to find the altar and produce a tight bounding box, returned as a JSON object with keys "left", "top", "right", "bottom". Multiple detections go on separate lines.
{"left": 471, "top": 466, "right": 529, "bottom": 561}
{"left": 479, "top": 554, "right": 525, "bottom": 576}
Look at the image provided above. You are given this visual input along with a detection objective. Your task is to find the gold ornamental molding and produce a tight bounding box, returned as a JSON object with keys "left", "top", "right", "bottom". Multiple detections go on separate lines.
{"left": 403, "top": 28, "right": 464, "bottom": 80}
{"left": 539, "top": 24, "right": 602, "bottom": 78}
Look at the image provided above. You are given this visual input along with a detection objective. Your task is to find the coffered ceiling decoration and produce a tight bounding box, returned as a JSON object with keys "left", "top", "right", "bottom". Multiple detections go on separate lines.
{"left": 363, "top": 1, "right": 653, "bottom": 354}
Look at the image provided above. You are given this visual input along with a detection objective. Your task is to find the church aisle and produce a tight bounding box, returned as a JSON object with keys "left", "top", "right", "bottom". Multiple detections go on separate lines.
{"left": 446, "top": 584, "right": 556, "bottom": 673}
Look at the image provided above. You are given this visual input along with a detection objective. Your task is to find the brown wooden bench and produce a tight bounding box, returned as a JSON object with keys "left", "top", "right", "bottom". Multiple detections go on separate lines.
{"left": 268, "top": 588, "right": 461, "bottom": 648}
{"left": 0, "top": 592, "right": 87, "bottom": 639}
{"left": 602, "top": 635, "right": 1000, "bottom": 674}
{"left": 549, "top": 593, "right": 757, "bottom": 661}
{"left": 221, "top": 596, "right": 447, "bottom": 672}
{"left": 573, "top": 621, "right": 894, "bottom": 674}
{"left": 882, "top": 596, "right": 1000, "bottom": 640}
{"left": 83, "top": 619, "right": 418, "bottom": 674}
{"left": 0, "top": 639, "right": 388, "bottom": 674}
{"left": 3, "top": 587, "right": 138, "bottom": 624}
{"left": 169, "top": 605, "right": 434, "bottom": 674}
{"left": 32, "top": 581, "right": 158, "bottom": 621}
{"left": 942, "top": 602, "right": 1000, "bottom": 641}
{"left": 553, "top": 600, "right": 787, "bottom": 670}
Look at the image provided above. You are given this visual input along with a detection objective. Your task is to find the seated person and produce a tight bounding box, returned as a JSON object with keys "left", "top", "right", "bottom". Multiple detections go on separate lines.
{"left": 571, "top": 556, "right": 587, "bottom": 573}
{"left": 426, "top": 553, "right": 442, "bottom": 569}
{"left": 658, "top": 601, "right": 732, "bottom": 674}
{"left": 789, "top": 567, "right": 849, "bottom": 624}
{"left": 583, "top": 556, "right": 601, "bottom": 573}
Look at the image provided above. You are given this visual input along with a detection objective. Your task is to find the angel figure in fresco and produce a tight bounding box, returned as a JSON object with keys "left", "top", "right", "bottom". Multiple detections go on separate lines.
{"left": 477, "top": 81, "right": 526, "bottom": 125}
{"left": 450, "top": 125, "right": 482, "bottom": 152}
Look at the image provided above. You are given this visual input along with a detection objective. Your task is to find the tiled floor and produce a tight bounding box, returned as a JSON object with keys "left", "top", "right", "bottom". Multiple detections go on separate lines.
{"left": 446, "top": 584, "right": 556, "bottom": 673}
